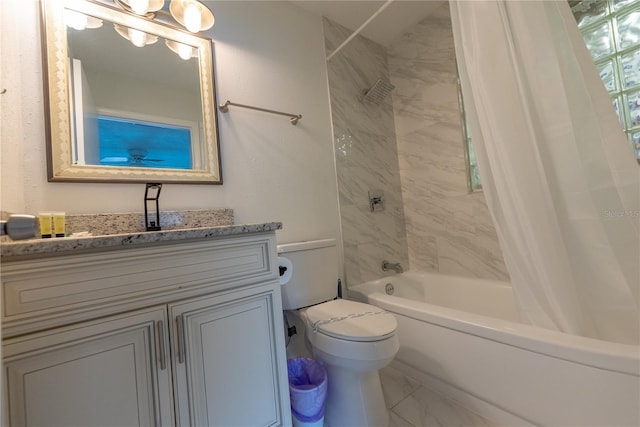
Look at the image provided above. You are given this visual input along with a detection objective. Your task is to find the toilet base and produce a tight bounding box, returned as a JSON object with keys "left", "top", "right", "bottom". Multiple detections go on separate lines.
{"left": 320, "top": 361, "right": 390, "bottom": 427}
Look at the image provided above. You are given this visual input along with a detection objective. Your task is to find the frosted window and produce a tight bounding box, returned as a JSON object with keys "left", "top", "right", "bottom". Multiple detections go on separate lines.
{"left": 621, "top": 48, "right": 640, "bottom": 88}
{"left": 616, "top": 11, "right": 640, "bottom": 49}
{"left": 582, "top": 21, "right": 614, "bottom": 60}
{"left": 574, "top": 1, "right": 608, "bottom": 27}
{"left": 573, "top": 0, "right": 640, "bottom": 160}
{"left": 627, "top": 90, "right": 640, "bottom": 127}
{"left": 457, "top": 81, "right": 482, "bottom": 191}
{"left": 463, "top": 0, "right": 640, "bottom": 192}
{"left": 613, "top": 96, "right": 626, "bottom": 125}
{"left": 598, "top": 59, "right": 618, "bottom": 91}
{"left": 571, "top": 0, "right": 640, "bottom": 162}
{"left": 572, "top": 0, "right": 640, "bottom": 161}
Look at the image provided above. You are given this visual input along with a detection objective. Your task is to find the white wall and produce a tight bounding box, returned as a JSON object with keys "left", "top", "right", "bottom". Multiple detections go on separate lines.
{"left": 0, "top": 0, "right": 340, "bottom": 244}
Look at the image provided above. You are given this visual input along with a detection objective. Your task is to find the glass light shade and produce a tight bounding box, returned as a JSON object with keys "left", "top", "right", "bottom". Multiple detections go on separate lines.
{"left": 128, "top": 28, "right": 147, "bottom": 47}
{"left": 183, "top": 3, "right": 202, "bottom": 33}
{"left": 165, "top": 40, "right": 198, "bottom": 60}
{"left": 65, "top": 9, "right": 88, "bottom": 30}
{"left": 64, "top": 10, "right": 103, "bottom": 31}
{"left": 114, "top": 24, "right": 159, "bottom": 47}
{"left": 169, "top": 0, "right": 214, "bottom": 33}
{"left": 85, "top": 16, "right": 104, "bottom": 29}
{"left": 116, "top": 0, "right": 164, "bottom": 16}
{"left": 129, "top": 0, "right": 150, "bottom": 15}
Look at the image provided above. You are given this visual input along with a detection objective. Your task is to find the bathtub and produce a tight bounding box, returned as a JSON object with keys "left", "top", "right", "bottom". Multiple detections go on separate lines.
{"left": 349, "top": 272, "right": 640, "bottom": 426}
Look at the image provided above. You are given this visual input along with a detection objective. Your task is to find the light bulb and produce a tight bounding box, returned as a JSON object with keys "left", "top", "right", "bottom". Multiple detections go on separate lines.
{"left": 183, "top": 3, "right": 202, "bottom": 33}
{"left": 128, "top": 28, "right": 147, "bottom": 47}
{"left": 177, "top": 43, "right": 193, "bottom": 60}
{"left": 65, "top": 9, "right": 88, "bottom": 30}
{"left": 129, "top": 0, "right": 150, "bottom": 15}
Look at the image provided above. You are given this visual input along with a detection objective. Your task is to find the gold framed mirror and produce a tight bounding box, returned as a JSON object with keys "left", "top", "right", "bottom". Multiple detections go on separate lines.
{"left": 40, "top": 0, "right": 222, "bottom": 184}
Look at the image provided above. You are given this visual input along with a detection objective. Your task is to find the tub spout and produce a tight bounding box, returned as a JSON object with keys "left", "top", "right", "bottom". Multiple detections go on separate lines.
{"left": 382, "top": 260, "right": 403, "bottom": 273}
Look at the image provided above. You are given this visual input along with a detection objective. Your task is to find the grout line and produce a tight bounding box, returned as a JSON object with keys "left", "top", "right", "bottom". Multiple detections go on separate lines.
{"left": 389, "top": 385, "right": 423, "bottom": 427}
{"left": 390, "top": 407, "right": 417, "bottom": 427}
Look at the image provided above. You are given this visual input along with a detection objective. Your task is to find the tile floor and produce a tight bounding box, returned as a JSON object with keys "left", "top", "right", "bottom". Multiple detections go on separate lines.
{"left": 380, "top": 366, "right": 495, "bottom": 427}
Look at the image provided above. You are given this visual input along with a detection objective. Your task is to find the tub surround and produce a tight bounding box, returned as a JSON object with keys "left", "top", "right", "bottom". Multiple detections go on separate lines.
{"left": 323, "top": 17, "right": 410, "bottom": 286}
{"left": 324, "top": 5, "right": 509, "bottom": 285}
{"left": 388, "top": 4, "right": 509, "bottom": 281}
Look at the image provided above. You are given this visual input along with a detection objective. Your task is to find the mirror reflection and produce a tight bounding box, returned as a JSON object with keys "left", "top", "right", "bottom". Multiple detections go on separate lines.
{"left": 67, "top": 15, "right": 202, "bottom": 170}
{"left": 42, "top": 0, "right": 221, "bottom": 183}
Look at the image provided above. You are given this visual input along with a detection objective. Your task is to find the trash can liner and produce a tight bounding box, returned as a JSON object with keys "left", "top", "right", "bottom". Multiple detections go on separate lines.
{"left": 287, "top": 358, "right": 328, "bottom": 423}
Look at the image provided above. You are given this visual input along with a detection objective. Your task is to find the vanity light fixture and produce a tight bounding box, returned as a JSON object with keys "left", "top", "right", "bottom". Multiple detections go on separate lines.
{"left": 114, "top": 23, "right": 159, "bottom": 47}
{"left": 64, "top": 9, "right": 103, "bottom": 30}
{"left": 114, "top": 0, "right": 214, "bottom": 34}
{"left": 165, "top": 40, "right": 198, "bottom": 60}
{"left": 169, "top": 0, "right": 215, "bottom": 33}
{"left": 114, "top": 0, "right": 164, "bottom": 17}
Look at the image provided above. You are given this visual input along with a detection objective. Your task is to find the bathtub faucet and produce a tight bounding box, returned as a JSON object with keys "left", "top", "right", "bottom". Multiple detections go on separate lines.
{"left": 382, "top": 260, "right": 403, "bottom": 273}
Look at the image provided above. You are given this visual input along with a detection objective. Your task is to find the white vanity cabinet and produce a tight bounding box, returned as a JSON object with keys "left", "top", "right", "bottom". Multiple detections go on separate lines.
{"left": 171, "top": 286, "right": 285, "bottom": 427}
{"left": 2, "top": 230, "right": 292, "bottom": 427}
{"left": 4, "top": 307, "right": 174, "bottom": 426}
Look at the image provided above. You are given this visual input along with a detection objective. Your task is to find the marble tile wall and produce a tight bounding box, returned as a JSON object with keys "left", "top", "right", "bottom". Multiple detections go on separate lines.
{"left": 387, "top": 4, "right": 510, "bottom": 281}
{"left": 324, "top": 4, "right": 509, "bottom": 284}
{"left": 323, "top": 18, "right": 410, "bottom": 287}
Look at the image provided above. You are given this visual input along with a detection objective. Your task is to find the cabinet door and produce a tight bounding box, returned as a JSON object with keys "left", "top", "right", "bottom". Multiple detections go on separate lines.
{"left": 3, "top": 307, "right": 174, "bottom": 427}
{"left": 171, "top": 286, "right": 290, "bottom": 427}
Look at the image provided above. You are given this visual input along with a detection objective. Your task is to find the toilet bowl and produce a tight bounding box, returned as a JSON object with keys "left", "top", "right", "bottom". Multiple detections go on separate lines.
{"left": 277, "top": 240, "right": 399, "bottom": 426}
{"left": 300, "top": 299, "right": 399, "bottom": 427}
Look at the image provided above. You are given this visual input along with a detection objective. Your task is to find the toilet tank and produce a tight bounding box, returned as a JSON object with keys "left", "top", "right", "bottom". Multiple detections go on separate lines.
{"left": 277, "top": 239, "right": 338, "bottom": 310}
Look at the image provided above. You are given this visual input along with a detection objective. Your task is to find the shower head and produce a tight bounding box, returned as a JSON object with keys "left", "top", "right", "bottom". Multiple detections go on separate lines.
{"left": 363, "top": 78, "right": 395, "bottom": 105}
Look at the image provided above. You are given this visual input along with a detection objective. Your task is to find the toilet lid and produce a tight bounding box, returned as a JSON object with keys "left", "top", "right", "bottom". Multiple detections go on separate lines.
{"left": 305, "top": 299, "right": 397, "bottom": 342}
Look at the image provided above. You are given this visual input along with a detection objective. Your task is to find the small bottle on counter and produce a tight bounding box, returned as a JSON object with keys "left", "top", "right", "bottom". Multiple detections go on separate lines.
{"left": 39, "top": 213, "right": 52, "bottom": 238}
{"left": 53, "top": 212, "right": 66, "bottom": 237}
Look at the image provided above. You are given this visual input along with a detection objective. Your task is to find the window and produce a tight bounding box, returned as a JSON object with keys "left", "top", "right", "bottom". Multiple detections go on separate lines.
{"left": 458, "top": 81, "right": 482, "bottom": 191}
{"left": 462, "top": 0, "right": 640, "bottom": 192}
{"left": 571, "top": 0, "right": 640, "bottom": 162}
{"left": 97, "top": 116, "right": 193, "bottom": 170}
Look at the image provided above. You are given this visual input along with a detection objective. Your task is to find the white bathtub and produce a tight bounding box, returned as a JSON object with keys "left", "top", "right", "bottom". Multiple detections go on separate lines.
{"left": 349, "top": 271, "right": 640, "bottom": 426}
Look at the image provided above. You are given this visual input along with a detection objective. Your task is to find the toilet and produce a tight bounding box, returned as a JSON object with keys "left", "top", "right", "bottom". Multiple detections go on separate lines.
{"left": 278, "top": 239, "right": 399, "bottom": 427}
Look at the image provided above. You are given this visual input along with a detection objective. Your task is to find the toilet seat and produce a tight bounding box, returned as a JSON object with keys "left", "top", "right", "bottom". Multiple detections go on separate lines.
{"left": 304, "top": 299, "right": 397, "bottom": 342}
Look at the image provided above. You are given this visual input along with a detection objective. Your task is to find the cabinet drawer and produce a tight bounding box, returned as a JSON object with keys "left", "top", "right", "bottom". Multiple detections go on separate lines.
{"left": 2, "top": 234, "right": 277, "bottom": 335}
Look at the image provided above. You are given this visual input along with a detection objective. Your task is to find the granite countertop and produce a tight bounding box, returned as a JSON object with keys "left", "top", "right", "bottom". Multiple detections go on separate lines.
{"left": 1, "top": 222, "right": 283, "bottom": 261}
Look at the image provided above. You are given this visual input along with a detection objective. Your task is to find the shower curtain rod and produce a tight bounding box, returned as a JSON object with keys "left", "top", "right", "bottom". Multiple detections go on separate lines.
{"left": 326, "top": 0, "right": 395, "bottom": 61}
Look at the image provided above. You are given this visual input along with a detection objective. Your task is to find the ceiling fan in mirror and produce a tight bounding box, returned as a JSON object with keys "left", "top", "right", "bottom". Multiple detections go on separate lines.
{"left": 101, "top": 148, "right": 165, "bottom": 167}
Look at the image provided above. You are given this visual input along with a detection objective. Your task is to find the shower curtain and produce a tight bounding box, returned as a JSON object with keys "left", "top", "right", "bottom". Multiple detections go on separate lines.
{"left": 449, "top": 0, "right": 640, "bottom": 344}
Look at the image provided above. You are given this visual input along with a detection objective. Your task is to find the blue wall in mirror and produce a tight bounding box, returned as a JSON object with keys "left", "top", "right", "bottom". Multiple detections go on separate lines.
{"left": 97, "top": 116, "right": 192, "bottom": 169}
